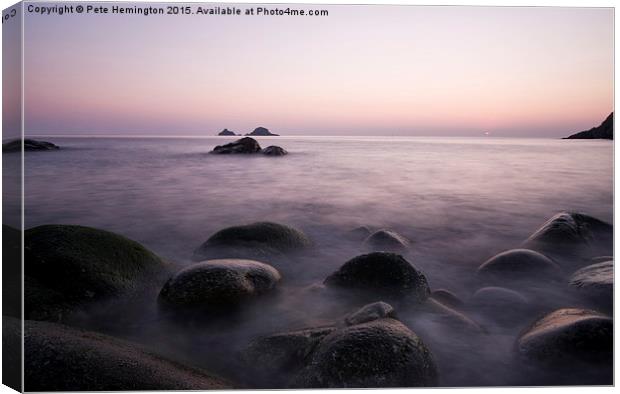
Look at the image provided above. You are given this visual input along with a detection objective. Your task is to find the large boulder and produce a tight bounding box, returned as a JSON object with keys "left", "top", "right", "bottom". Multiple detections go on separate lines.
{"left": 24, "top": 225, "right": 166, "bottom": 322}
{"left": 158, "top": 259, "right": 281, "bottom": 311}
{"left": 193, "top": 222, "right": 311, "bottom": 261}
{"left": 262, "top": 146, "right": 288, "bottom": 156}
{"left": 294, "top": 318, "right": 438, "bottom": 388}
{"left": 515, "top": 308, "right": 612, "bottom": 369}
{"left": 524, "top": 212, "right": 612, "bottom": 263}
{"left": 16, "top": 318, "right": 232, "bottom": 391}
{"left": 3, "top": 138, "right": 59, "bottom": 152}
{"left": 569, "top": 260, "right": 613, "bottom": 311}
{"left": 211, "top": 137, "right": 262, "bottom": 154}
{"left": 324, "top": 252, "right": 430, "bottom": 303}
{"left": 476, "top": 249, "right": 562, "bottom": 284}
{"left": 364, "top": 229, "right": 410, "bottom": 251}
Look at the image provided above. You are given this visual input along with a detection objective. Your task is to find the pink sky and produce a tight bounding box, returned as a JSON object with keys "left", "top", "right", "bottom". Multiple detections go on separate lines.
{"left": 23, "top": 4, "right": 613, "bottom": 137}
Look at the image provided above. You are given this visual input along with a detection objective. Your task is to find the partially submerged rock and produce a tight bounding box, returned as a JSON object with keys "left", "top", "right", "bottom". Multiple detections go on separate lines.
{"left": 158, "top": 259, "right": 281, "bottom": 311}
{"left": 345, "top": 225, "right": 373, "bottom": 241}
{"left": 324, "top": 252, "right": 430, "bottom": 303}
{"left": 240, "top": 326, "right": 335, "bottom": 387}
{"left": 294, "top": 318, "right": 438, "bottom": 388}
{"left": 524, "top": 212, "right": 612, "bottom": 263}
{"left": 18, "top": 318, "right": 232, "bottom": 391}
{"left": 569, "top": 261, "right": 613, "bottom": 311}
{"left": 262, "top": 146, "right": 288, "bottom": 156}
{"left": 193, "top": 222, "right": 311, "bottom": 261}
{"left": 24, "top": 225, "right": 166, "bottom": 322}
{"left": 241, "top": 302, "right": 438, "bottom": 388}
{"left": 211, "top": 137, "right": 262, "bottom": 154}
{"left": 343, "top": 301, "right": 396, "bottom": 326}
{"left": 3, "top": 138, "right": 60, "bottom": 152}
{"left": 421, "top": 298, "right": 483, "bottom": 333}
{"left": 469, "top": 286, "right": 530, "bottom": 326}
{"left": 476, "top": 249, "right": 562, "bottom": 284}
{"left": 516, "top": 308, "right": 612, "bottom": 368}
{"left": 430, "top": 289, "right": 464, "bottom": 310}
{"left": 364, "top": 229, "right": 410, "bottom": 251}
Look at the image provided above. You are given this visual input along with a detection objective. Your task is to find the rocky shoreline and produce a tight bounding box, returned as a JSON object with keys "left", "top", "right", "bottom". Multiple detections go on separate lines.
{"left": 5, "top": 211, "right": 613, "bottom": 390}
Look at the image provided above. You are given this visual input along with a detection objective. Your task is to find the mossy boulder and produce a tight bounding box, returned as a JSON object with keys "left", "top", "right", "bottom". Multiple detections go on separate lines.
{"left": 294, "top": 318, "right": 438, "bottom": 388}
{"left": 193, "top": 222, "right": 311, "bottom": 261}
{"left": 516, "top": 308, "right": 612, "bottom": 368}
{"left": 17, "top": 318, "right": 232, "bottom": 391}
{"left": 476, "top": 249, "right": 562, "bottom": 284}
{"left": 364, "top": 229, "right": 410, "bottom": 251}
{"left": 158, "top": 259, "right": 281, "bottom": 311}
{"left": 324, "top": 252, "right": 430, "bottom": 303}
{"left": 24, "top": 225, "right": 166, "bottom": 322}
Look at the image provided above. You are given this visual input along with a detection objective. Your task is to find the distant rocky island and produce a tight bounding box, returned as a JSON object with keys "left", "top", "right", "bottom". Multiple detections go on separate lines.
{"left": 3, "top": 138, "right": 60, "bottom": 152}
{"left": 565, "top": 113, "right": 613, "bottom": 140}
{"left": 246, "top": 127, "right": 279, "bottom": 136}
{"left": 216, "top": 127, "right": 278, "bottom": 136}
{"left": 218, "top": 129, "right": 237, "bottom": 136}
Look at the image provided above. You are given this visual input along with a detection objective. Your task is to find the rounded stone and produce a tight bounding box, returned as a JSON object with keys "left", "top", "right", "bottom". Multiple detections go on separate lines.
{"left": 158, "top": 259, "right": 281, "bottom": 309}
{"left": 324, "top": 252, "right": 430, "bottom": 302}
{"left": 430, "top": 289, "right": 464, "bottom": 309}
{"left": 211, "top": 137, "right": 262, "bottom": 154}
{"left": 262, "top": 146, "right": 288, "bottom": 156}
{"left": 193, "top": 222, "right": 311, "bottom": 261}
{"left": 24, "top": 225, "right": 166, "bottom": 321}
{"left": 364, "top": 229, "right": 410, "bottom": 251}
{"left": 569, "top": 261, "right": 613, "bottom": 310}
{"left": 516, "top": 308, "right": 612, "bottom": 367}
{"left": 476, "top": 249, "right": 562, "bottom": 283}
{"left": 294, "top": 318, "right": 438, "bottom": 388}
{"left": 19, "top": 318, "right": 231, "bottom": 391}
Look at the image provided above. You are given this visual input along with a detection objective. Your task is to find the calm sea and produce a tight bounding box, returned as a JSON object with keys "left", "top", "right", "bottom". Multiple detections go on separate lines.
{"left": 5, "top": 135, "right": 614, "bottom": 386}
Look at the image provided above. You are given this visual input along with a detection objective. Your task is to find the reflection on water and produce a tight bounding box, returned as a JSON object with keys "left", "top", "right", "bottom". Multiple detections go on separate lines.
{"left": 10, "top": 135, "right": 613, "bottom": 386}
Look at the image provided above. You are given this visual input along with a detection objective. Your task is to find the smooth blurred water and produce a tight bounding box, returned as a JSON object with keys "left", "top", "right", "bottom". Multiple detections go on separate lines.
{"left": 8, "top": 135, "right": 614, "bottom": 386}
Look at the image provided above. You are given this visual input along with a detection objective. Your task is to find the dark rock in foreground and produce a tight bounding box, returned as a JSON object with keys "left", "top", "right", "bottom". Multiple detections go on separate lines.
{"left": 193, "top": 221, "right": 311, "bottom": 262}
{"left": 15, "top": 318, "right": 232, "bottom": 391}
{"left": 564, "top": 112, "right": 613, "bottom": 140}
{"left": 3, "top": 138, "right": 60, "bottom": 152}
{"left": 262, "top": 145, "right": 288, "bottom": 156}
{"left": 211, "top": 137, "right": 262, "bottom": 154}
{"left": 242, "top": 303, "right": 437, "bottom": 388}
{"left": 569, "top": 260, "right": 613, "bottom": 311}
{"left": 523, "top": 212, "right": 613, "bottom": 264}
{"left": 364, "top": 229, "right": 410, "bottom": 251}
{"left": 247, "top": 126, "right": 279, "bottom": 136}
{"left": 218, "top": 128, "right": 237, "bottom": 136}
{"left": 516, "top": 308, "right": 612, "bottom": 372}
{"left": 324, "top": 252, "right": 430, "bottom": 303}
{"left": 3, "top": 225, "right": 22, "bottom": 319}
{"left": 24, "top": 225, "right": 166, "bottom": 322}
{"left": 158, "top": 259, "right": 281, "bottom": 310}
{"left": 476, "top": 249, "right": 562, "bottom": 284}
{"left": 294, "top": 318, "right": 438, "bottom": 388}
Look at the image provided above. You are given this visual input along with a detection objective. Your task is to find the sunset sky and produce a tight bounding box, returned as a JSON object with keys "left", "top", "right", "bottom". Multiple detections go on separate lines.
{"left": 22, "top": 4, "right": 613, "bottom": 137}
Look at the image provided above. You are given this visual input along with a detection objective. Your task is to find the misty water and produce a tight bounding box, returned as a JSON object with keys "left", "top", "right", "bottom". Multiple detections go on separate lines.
{"left": 10, "top": 136, "right": 614, "bottom": 387}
